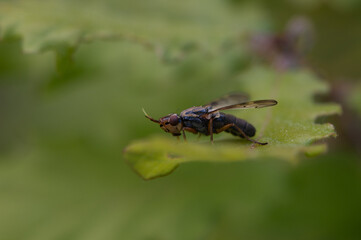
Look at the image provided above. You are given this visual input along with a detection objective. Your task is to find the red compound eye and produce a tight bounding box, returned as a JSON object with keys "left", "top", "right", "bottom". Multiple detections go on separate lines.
{"left": 169, "top": 114, "right": 179, "bottom": 126}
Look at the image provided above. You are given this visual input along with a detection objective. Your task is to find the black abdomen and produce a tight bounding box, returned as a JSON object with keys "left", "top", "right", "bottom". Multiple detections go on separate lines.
{"left": 219, "top": 113, "right": 256, "bottom": 138}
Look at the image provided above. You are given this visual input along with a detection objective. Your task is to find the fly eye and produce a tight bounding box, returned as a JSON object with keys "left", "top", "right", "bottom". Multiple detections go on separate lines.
{"left": 169, "top": 114, "right": 179, "bottom": 126}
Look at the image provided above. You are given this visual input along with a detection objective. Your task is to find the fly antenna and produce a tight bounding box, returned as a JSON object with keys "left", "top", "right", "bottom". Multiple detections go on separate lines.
{"left": 142, "top": 108, "right": 160, "bottom": 123}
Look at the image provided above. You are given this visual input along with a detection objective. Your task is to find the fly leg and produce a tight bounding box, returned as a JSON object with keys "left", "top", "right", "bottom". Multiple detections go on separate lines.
{"left": 208, "top": 117, "right": 214, "bottom": 144}
{"left": 182, "top": 129, "right": 187, "bottom": 142}
{"left": 216, "top": 123, "right": 267, "bottom": 145}
{"left": 183, "top": 127, "right": 198, "bottom": 142}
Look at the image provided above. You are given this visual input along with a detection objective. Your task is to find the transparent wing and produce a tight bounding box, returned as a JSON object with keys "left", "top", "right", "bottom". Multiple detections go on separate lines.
{"left": 204, "top": 93, "right": 250, "bottom": 110}
{"left": 207, "top": 99, "right": 278, "bottom": 113}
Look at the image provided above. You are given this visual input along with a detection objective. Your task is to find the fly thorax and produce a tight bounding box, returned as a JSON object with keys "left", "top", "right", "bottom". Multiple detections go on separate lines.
{"left": 205, "top": 111, "right": 220, "bottom": 119}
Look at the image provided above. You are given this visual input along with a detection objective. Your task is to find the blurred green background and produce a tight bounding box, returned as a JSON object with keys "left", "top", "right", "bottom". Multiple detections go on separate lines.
{"left": 0, "top": 0, "right": 361, "bottom": 239}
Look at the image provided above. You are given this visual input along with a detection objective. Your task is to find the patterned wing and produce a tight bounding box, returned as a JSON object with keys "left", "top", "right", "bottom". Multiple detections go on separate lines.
{"left": 207, "top": 99, "right": 278, "bottom": 113}
{"left": 204, "top": 93, "right": 250, "bottom": 110}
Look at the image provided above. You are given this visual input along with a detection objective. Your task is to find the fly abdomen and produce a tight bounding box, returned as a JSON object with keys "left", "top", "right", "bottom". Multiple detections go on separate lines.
{"left": 221, "top": 113, "right": 256, "bottom": 138}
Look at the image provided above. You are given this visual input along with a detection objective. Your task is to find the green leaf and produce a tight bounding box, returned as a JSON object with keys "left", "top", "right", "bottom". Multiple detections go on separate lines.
{"left": 124, "top": 67, "right": 341, "bottom": 179}
{"left": 0, "top": 2, "right": 359, "bottom": 239}
{"left": 0, "top": 0, "right": 266, "bottom": 56}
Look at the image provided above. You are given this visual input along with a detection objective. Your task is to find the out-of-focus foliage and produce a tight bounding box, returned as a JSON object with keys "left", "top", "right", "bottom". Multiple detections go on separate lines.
{"left": 349, "top": 83, "right": 361, "bottom": 117}
{"left": 2, "top": 149, "right": 361, "bottom": 240}
{"left": 229, "top": 0, "right": 361, "bottom": 79}
{"left": 0, "top": 0, "right": 266, "bottom": 64}
{"left": 125, "top": 67, "right": 340, "bottom": 179}
{"left": 288, "top": 0, "right": 361, "bottom": 10}
{"left": 0, "top": 0, "right": 360, "bottom": 239}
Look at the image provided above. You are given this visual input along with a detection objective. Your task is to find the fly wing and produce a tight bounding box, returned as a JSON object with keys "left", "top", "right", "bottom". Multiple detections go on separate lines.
{"left": 207, "top": 99, "right": 278, "bottom": 113}
{"left": 204, "top": 93, "right": 250, "bottom": 110}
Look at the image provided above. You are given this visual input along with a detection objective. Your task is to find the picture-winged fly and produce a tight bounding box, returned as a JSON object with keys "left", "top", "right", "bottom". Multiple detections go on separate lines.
{"left": 143, "top": 93, "right": 278, "bottom": 145}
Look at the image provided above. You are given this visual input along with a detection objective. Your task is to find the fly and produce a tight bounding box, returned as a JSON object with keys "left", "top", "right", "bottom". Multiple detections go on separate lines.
{"left": 143, "top": 93, "right": 278, "bottom": 145}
